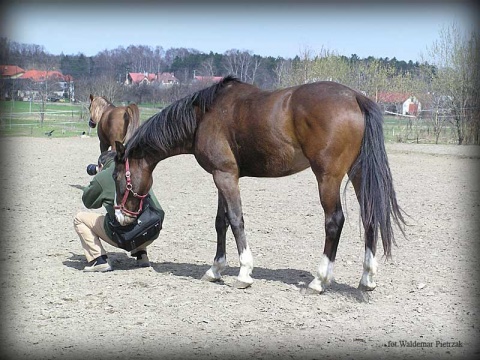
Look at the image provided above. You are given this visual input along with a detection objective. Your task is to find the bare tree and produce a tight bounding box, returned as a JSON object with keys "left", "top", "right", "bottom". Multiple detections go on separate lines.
{"left": 427, "top": 22, "right": 479, "bottom": 144}
{"left": 125, "top": 82, "right": 153, "bottom": 104}
{"left": 77, "top": 74, "right": 124, "bottom": 104}
{"left": 223, "top": 49, "right": 259, "bottom": 83}
{"left": 200, "top": 57, "right": 215, "bottom": 77}
{"left": 273, "top": 59, "right": 294, "bottom": 88}
{"left": 34, "top": 58, "right": 60, "bottom": 126}
{"left": 246, "top": 55, "right": 262, "bottom": 84}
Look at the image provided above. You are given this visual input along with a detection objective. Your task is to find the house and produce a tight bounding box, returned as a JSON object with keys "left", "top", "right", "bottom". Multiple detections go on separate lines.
{"left": 157, "top": 72, "right": 179, "bottom": 86}
{"left": 125, "top": 72, "right": 179, "bottom": 86}
{"left": 1, "top": 65, "right": 25, "bottom": 79}
{"left": 125, "top": 72, "right": 157, "bottom": 85}
{"left": 376, "top": 92, "right": 422, "bottom": 116}
{"left": 14, "top": 69, "right": 74, "bottom": 101}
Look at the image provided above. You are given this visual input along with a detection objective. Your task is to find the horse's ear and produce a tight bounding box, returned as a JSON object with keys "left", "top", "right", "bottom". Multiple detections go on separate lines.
{"left": 115, "top": 141, "right": 125, "bottom": 162}
{"left": 89, "top": 94, "right": 94, "bottom": 102}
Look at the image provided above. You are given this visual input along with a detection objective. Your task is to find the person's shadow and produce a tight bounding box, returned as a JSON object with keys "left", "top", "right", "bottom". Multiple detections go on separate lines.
{"left": 64, "top": 252, "right": 144, "bottom": 271}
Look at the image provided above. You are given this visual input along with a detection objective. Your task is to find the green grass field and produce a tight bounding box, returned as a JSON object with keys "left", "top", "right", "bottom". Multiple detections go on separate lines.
{"left": 0, "top": 100, "right": 160, "bottom": 138}
{"left": 383, "top": 115, "right": 457, "bottom": 144}
{"left": 1, "top": 100, "right": 456, "bottom": 143}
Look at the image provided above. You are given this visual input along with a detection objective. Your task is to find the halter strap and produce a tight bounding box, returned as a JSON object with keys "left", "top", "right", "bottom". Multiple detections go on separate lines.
{"left": 114, "top": 158, "right": 148, "bottom": 217}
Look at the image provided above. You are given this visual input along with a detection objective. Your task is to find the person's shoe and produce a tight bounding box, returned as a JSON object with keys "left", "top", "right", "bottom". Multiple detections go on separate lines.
{"left": 83, "top": 255, "right": 112, "bottom": 272}
{"left": 132, "top": 250, "right": 150, "bottom": 267}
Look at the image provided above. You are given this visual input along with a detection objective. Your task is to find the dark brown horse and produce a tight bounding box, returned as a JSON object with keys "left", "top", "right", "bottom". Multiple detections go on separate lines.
{"left": 88, "top": 94, "right": 140, "bottom": 153}
{"left": 113, "top": 76, "right": 405, "bottom": 294}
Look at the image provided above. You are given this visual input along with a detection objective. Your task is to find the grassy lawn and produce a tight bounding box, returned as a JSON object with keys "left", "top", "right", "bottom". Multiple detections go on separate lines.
{"left": 1, "top": 100, "right": 456, "bottom": 143}
{"left": 383, "top": 115, "right": 457, "bottom": 144}
{"left": 0, "top": 100, "right": 160, "bottom": 138}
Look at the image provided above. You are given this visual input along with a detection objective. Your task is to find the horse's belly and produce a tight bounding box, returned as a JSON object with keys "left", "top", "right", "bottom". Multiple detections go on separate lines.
{"left": 239, "top": 146, "right": 310, "bottom": 177}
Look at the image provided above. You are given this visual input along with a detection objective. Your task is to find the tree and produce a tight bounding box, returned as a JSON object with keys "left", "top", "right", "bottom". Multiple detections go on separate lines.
{"left": 273, "top": 59, "right": 294, "bottom": 88}
{"left": 200, "top": 57, "right": 215, "bottom": 77}
{"left": 223, "top": 49, "right": 260, "bottom": 83}
{"left": 426, "top": 23, "right": 479, "bottom": 145}
{"left": 125, "top": 82, "right": 153, "bottom": 104}
{"left": 34, "top": 58, "right": 61, "bottom": 126}
{"left": 76, "top": 74, "right": 124, "bottom": 104}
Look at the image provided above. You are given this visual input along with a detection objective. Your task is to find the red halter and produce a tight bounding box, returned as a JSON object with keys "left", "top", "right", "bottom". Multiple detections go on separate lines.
{"left": 114, "top": 158, "right": 148, "bottom": 217}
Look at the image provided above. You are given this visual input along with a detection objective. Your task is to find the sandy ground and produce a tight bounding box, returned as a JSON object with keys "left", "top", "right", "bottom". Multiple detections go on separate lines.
{"left": 0, "top": 136, "right": 479, "bottom": 360}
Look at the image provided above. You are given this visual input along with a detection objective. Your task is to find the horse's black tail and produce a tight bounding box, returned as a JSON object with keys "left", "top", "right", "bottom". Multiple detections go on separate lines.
{"left": 124, "top": 103, "right": 140, "bottom": 143}
{"left": 348, "top": 94, "right": 406, "bottom": 258}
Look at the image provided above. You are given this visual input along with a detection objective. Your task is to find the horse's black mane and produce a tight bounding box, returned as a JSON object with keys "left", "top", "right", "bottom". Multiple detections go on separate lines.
{"left": 125, "top": 75, "right": 240, "bottom": 158}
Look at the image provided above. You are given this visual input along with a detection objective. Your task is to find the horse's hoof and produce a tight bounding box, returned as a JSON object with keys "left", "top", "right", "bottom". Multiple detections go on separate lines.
{"left": 233, "top": 279, "right": 253, "bottom": 289}
{"left": 302, "top": 286, "right": 325, "bottom": 295}
{"left": 201, "top": 273, "right": 220, "bottom": 283}
{"left": 306, "top": 279, "right": 326, "bottom": 294}
{"left": 358, "top": 281, "right": 376, "bottom": 291}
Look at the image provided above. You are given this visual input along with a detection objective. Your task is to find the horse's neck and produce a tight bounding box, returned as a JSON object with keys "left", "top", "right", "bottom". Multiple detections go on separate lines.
{"left": 152, "top": 147, "right": 193, "bottom": 164}
{"left": 132, "top": 146, "right": 192, "bottom": 170}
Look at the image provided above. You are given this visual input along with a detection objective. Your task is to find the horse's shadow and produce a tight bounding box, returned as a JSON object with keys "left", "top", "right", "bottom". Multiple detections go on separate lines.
{"left": 64, "top": 253, "right": 370, "bottom": 302}
{"left": 151, "top": 261, "right": 370, "bottom": 302}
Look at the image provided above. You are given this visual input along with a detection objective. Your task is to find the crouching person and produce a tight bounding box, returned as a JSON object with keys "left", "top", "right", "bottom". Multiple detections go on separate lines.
{"left": 74, "top": 151, "right": 163, "bottom": 272}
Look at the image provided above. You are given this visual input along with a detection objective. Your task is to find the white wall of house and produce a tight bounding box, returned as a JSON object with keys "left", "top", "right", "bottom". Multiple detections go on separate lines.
{"left": 402, "top": 96, "right": 421, "bottom": 115}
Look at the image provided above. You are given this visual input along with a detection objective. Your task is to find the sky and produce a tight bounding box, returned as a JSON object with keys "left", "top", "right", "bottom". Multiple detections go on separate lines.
{"left": 1, "top": 1, "right": 478, "bottom": 63}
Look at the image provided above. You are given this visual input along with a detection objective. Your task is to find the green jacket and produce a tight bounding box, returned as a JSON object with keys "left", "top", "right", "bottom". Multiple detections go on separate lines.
{"left": 82, "top": 157, "right": 162, "bottom": 239}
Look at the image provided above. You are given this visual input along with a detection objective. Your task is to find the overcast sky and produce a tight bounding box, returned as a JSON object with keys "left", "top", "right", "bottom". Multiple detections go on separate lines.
{"left": 2, "top": 1, "right": 478, "bottom": 63}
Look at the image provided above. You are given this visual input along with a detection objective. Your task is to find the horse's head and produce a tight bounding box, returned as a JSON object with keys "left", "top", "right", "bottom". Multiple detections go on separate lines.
{"left": 88, "top": 94, "right": 109, "bottom": 128}
{"left": 113, "top": 141, "right": 154, "bottom": 226}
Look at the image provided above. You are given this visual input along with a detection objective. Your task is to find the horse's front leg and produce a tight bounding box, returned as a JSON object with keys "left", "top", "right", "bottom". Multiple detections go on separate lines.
{"left": 100, "top": 141, "right": 109, "bottom": 153}
{"left": 202, "top": 192, "right": 229, "bottom": 282}
{"left": 212, "top": 170, "right": 253, "bottom": 289}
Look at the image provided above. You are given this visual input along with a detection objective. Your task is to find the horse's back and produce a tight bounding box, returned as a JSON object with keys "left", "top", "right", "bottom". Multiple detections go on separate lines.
{"left": 196, "top": 81, "right": 367, "bottom": 178}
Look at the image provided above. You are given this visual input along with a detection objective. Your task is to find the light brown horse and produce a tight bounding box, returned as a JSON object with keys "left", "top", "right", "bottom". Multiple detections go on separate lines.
{"left": 112, "top": 76, "right": 406, "bottom": 294}
{"left": 88, "top": 94, "right": 140, "bottom": 153}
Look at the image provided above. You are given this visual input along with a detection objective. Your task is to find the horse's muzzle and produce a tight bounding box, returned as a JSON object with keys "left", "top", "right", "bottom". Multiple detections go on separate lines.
{"left": 88, "top": 119, "right": 96, "bottom": 128}
{"left": 115, "top": 209, "right": 137, "bottom": 226}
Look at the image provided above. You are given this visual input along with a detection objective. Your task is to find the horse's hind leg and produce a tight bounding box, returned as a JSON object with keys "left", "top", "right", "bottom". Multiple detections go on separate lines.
{"left": 358, "top": 227, "right": 378, "bottom": 291}
{"left": 307, "top": 174, "right": 345, "bottom": 294}
{"left": 202, "top": 191, "right": 229, "bottom": 282}
{"left": 350, "top": 172, "right": 378, "bottom": 291}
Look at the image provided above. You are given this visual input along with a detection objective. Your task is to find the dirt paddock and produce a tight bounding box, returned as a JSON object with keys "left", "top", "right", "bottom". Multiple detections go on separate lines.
{"left": 1, "top": 136, "right": 479, "bottom": 360}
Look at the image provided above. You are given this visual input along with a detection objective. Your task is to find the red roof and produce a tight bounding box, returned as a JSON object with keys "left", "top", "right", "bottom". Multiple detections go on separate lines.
{"left": 129, "top": 73, "right": 145, "bottom": 83}
{"left": 0, "top": 65, "right": 25, "bottom": 77}
{"left": 377, "top": 92, "right": 411, "bottom": 103}
{"left": 128, "top": 72, "right": 156, "bottom": 84}
{"left": 21, "top": 69, "right": 66, "bottom": 82}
